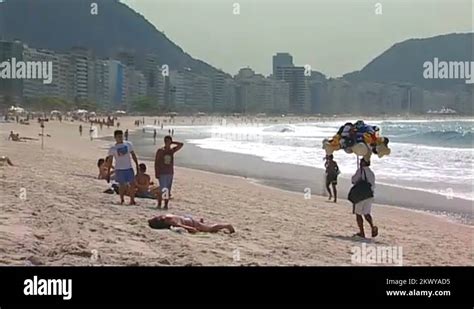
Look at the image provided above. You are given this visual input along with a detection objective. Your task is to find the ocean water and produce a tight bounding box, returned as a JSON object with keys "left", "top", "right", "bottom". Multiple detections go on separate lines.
{"left": 161, "top": 119, "right": 474, "bottom": 201}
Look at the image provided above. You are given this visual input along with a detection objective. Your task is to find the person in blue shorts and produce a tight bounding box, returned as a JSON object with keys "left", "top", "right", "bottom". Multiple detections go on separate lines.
{"left": 106, "top": 130, "right": 139, "bottom": 205}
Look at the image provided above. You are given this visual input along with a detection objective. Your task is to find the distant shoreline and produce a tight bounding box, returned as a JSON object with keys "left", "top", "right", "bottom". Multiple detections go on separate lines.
{"left": 125, "top": 130, "right": 473, "bottom": 225}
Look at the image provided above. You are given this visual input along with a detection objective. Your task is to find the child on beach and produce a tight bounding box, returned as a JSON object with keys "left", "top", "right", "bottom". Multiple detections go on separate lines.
{"left": 106, "top": 130, "right": 139, "bottom": 205}
{"left": 154, "top": 135, "right": 183, "bottom": 209}
{"left": 148, "top": 214, "right": 235, "bottom": 234}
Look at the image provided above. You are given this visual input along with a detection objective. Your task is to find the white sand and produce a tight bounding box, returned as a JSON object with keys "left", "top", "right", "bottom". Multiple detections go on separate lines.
{"left": 0, "top": 117, "right": 472, "bottom": 266}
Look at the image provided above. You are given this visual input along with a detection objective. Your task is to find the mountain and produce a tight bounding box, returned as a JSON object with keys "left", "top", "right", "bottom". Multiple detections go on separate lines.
{"left": 0, "top": 0, "right": 226, "bottom": 76}
{"left": 343, "top": 33, "right": 474, "bottom": 91}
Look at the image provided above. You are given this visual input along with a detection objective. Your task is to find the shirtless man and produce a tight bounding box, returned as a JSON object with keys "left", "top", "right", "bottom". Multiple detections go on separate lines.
{"left": 133, "top": 163, "right": 160, "bottom": 199}
{"left": 8, "top": 131, "right": 21, "bottom": 142}
{"left": 148, "top": 214, "right": 235, "bottom": 234}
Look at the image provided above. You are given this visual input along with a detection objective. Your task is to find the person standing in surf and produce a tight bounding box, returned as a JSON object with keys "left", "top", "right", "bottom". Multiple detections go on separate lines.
{"left": 154, "top": 135, "right": 183, "bottom": 209}
{"left": 324, "top": 154, "right": 339, "bottom": 203}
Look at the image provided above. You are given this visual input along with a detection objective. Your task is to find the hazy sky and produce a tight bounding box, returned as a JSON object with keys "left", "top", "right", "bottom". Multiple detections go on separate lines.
{"left": 122, "top": 0, "right": 473, "bottom": 77}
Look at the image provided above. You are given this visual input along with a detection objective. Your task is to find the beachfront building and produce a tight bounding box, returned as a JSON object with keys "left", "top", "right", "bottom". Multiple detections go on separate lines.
{"left": 275, "top": 66, "right": 310, "bottom": 113}
{"left": 107, "top": 60, "right": 126, "bottom": 108}
{"left": 92, "top": 58, "right": 127, "bottom": 109}
{"left": 223, "top": 78, "right": 237, "bottom": 112}
{"left": 0, "top": 40, "right": 24, "bottom": 104}
{"left": 115, "top": 51, "right": 136, "bottom": 68}
{"left": 94, "top": 59, "right": 111, "bottom": 107}
{"left": 143, "top": 53, "right": 165, "bottom": 105}
{"left": 308, "top": 80, "right": 328, "bottom": 114}
{"left": 232, "top": 68, "right": 291, "bottom": 114}
{"left": 67, "top": 47, "right": 95, "bottom": 102}
{"left": 272, "top": 52, "right": 294, "bottom": 76}
{"left": 192, "top": 74, "right": 213, "bottom": 112}
{"left": 22, "top": 46, "right": 62, "bottom": 100}
{"left": 124, "top": 66, "right": 147, "bottom": 106}
{"left": 212, "top": 71, "right": 226, "bottom": 112}
{"left": 270, "top": 79, "right": 291, "bottom": 114}
{"left": 234, "top": 68, "right": 266, "bottom": 113}
{"left": 170, "top": 69, "right": 213, "bottom": 112}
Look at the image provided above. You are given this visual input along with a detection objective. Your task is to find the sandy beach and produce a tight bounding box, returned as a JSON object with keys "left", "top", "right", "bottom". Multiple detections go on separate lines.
{"left": 0, "top": 117, "right": 472, "bottom": 266}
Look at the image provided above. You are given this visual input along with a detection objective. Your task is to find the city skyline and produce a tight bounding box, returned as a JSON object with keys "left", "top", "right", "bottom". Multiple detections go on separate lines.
{"left": 122, "top": 0, "right": 473, "bottom": 78}
{"left": 1, "top": 38, "right": 472, "bottom": 115}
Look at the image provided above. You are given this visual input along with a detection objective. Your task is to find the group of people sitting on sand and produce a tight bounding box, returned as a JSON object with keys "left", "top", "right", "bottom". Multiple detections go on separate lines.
{"left": 97, "top": 129, "right": 236, "bottom": 235}
{"left": 8, "top": 131, "right": 40, "bottom": 142}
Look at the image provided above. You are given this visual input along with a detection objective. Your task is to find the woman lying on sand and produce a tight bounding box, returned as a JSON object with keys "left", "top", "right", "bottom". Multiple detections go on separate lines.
{"left": 148, "top": 214, "right": 235, "bottom": 234}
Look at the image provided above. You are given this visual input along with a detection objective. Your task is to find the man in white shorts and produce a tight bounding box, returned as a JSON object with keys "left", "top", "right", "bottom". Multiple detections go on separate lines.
{"left": 351, "top": 158, "right": 378, "bottom": 238}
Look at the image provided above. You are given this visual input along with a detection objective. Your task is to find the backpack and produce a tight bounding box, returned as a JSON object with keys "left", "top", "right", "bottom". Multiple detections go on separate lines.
{"left": 348, "top": 168, "right": 374, "bottom": 204}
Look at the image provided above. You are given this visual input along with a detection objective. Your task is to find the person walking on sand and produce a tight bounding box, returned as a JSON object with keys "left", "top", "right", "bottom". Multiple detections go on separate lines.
{"left": 79, "top": 125, "right": 83, "bottom": 136}
{"left": 124, "top": 129, "right": 129, "bottom": 141}
{"left": 89, "top": 126, "right": 94, "bottom": 141}
{"left": 351, "top": 158, "right": 378, "bottom": 238}
{"left": 153, "top": 129, "right": 157, "bottom": 145}
{"left": 324, "top": 154, "right": 340, "bottom": 203}
{"left": 106, "top": 130, "right": 139, "bottom": 205}
{"left": 154, "top": 135, "right": 183, "bottom": 209}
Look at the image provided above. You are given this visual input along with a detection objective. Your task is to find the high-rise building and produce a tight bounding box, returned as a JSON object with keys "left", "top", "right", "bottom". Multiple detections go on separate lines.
{"left": 192, "top": 74, "right": 213, "bottom": 112}
{"left": 224, "top": 78, "right": 237, "bottom": 112}
{"left": 212, "top": 71, "right": 226, "bottom": 111}
{"left": 0, "top": 40, "right": 24, "bottom": 104}
{"left": 22, "top": 47, "right": 61, "bottom": 100}
{"left": 144, "top": 53, "right": 164, "bottom": 104}
{"left": 275, "top": 66, "right": 309, "bottom": 113}
{"left": 107, "top": 60, "right": 126, "bottom": 108}
{"left": 272, "top": 52, "right": 294, "bottom": 76}
{"left": 68, "top": 47, "right": 94, "bottom": 102}
{"left": 94, "top": 59, "right": 110, "bottom": 106}
{"left": 308, "top": 80, "right": 327, "bottom": 114}
{"left": 270, "top": 79, "right": 290, "bottom": 113}
{"left": 116, "top": 51, "right": 136, "bottom": 68}
{"left": 235, "top": 68, "right": 280, "bottom": 113}
{"left": 170, "top": 69, "right": 213, "bottom": 112}
{"left": 124, "top": 66, "right": 147, "bottom": 105}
